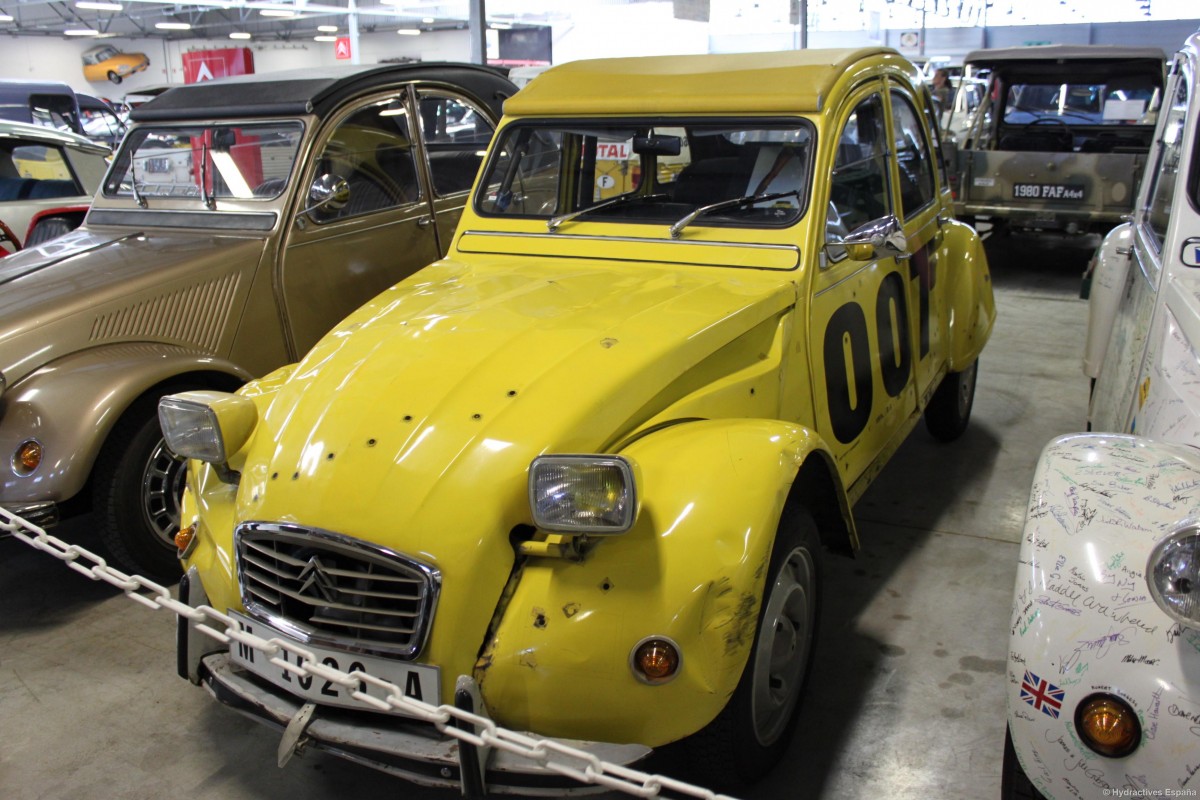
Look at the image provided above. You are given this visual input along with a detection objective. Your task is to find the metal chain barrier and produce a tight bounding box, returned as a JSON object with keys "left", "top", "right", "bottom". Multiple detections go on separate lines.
{"left": 1, "top": 507, "right": 740, "bottom": 800}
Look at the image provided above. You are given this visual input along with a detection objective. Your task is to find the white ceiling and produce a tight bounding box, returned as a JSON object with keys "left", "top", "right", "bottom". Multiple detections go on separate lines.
{"left": 0, "top": 0, "right": 566, "bottom": 41}
{"left": 0, "top": 0, "right": 1192, "bottom": 43}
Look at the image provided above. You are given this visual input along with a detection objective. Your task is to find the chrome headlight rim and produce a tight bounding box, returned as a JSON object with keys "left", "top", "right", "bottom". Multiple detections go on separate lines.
{"left": 528, "top": 453, "right": 637, "bottom": 535}
{"left": 1147, "top": 519, "right": 1200, "bottom": 628}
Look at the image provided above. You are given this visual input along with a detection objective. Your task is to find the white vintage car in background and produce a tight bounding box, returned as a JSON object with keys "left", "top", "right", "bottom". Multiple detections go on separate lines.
{"left": 1003, "top": 30, "right": 1200, "bottom": 800}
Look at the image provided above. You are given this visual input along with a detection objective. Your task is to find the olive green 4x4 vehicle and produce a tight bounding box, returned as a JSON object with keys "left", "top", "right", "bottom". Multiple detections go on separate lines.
{"left": 951, "top": 45, "right": 1165, "bottom": 236}
{"left": 0, "top": 63, "right": 513, "bottom": 579}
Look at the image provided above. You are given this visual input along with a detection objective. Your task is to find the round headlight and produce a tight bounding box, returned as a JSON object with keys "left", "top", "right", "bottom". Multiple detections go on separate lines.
{"left": 1147, "top": 523, "right": 1200, "bottom": 626}
{"left": 1074, "top": 693, "right": 1141, "bottom": 758}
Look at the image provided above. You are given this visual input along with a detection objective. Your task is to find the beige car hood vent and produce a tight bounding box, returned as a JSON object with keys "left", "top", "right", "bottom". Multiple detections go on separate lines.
{"left": 90, "top": 272, "right": 241, "bottom": 351}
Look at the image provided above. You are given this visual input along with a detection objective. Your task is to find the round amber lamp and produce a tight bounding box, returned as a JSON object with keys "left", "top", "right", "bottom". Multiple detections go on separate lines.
{"left": 1075, "top": 693, "right": 1141, "bottom": 758}
{"left": 631, "top": 638, "right": 680, "bottom": 684}
{"left": 14, "top": 440, "right": 42, "bottom": 475}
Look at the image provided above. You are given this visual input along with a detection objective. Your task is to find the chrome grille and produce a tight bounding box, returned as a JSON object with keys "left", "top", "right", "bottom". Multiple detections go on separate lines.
{"left": 235, "top": 522, "right": 440, "bottom": 658}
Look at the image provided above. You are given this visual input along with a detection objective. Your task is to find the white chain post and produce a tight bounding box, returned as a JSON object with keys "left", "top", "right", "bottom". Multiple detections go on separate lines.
{"left": 0, "top": 507, "right": 741, "bottom": 800}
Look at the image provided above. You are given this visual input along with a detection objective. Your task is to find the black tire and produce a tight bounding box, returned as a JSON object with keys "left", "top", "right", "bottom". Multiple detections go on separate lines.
{"left": 92, "top": 396, "right": 187, "bottom": 582}
{"left": 24, "top": 216, "right": 79, "bottom": 248}
{"left": 680, "top": 509, "right": 822, "bottom": 789}
{"left": 924, "top": 358, "right": 978, "bottom": 442}
{"left": 1002, "top": 726, "right": 1048, "bottom": 800}
{"left": 108, "top": 71, "right": 122, "bottom": 84}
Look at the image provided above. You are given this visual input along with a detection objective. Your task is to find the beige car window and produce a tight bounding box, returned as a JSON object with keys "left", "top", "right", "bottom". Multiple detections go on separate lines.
{"left": 313, "top": 98, "right": 420, "bottom": 222}
{"left": 417, "top": 92, "right": 496, "bottom": 197}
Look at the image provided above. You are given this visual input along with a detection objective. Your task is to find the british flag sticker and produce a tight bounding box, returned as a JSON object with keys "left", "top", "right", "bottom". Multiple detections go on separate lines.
{"left": 1020, "top": 670, "right": 1065, "bottom": 719}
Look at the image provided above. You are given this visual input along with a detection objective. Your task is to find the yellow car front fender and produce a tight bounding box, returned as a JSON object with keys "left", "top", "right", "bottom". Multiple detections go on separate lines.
{"left": 939, "top": 219, "right": 996, "bottom": 371}
{"left": 476, "top": 418, "right": 846, "bottom": 747}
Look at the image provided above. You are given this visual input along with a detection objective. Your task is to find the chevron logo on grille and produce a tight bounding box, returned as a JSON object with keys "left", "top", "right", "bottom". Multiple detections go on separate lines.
{"left": 296, "top": 555, "right": 339, "bottom": 603}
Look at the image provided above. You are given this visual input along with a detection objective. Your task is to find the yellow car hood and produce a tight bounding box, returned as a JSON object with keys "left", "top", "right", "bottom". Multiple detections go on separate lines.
{"left": 235, "top": 255, "right": 796, "bottom": 670}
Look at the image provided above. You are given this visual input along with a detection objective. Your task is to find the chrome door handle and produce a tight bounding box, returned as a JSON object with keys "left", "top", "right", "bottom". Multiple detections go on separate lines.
{"left": 417, "top": 216, "right": 434, "bottom": 228}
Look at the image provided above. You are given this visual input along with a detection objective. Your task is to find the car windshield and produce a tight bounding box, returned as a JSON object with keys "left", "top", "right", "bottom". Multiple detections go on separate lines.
{"left": 1004, "top": 80, "right": 1158, "bottom": 125}
{"left": 476, "top": 119, "right": 814, "bottom": 230}
{"left": 103, "top": 121, "right": 305, "bottom": 202}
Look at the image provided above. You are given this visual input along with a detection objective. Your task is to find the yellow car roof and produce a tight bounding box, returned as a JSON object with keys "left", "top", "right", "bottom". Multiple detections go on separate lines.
{"left": 505, "top": 48, "right": 900, "bottom": 117}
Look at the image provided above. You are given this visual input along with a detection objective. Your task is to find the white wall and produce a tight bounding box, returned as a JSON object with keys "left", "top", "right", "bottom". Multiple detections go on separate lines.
{"left": 0, "top": 29, "right": 475, "bottom": 101}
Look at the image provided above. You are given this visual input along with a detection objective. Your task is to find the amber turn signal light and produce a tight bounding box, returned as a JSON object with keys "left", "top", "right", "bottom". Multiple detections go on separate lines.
{"left": 175, "top": 524, "right": 196, "bottom": 553}
{"left": 1075, "top": 693, "right": 1141, "bottom": 758}
{"left": 630, "top": 637, "right": 681, "bottom": 685}
{"left": 14, "top": 440, "right": 42, "bottom": 475}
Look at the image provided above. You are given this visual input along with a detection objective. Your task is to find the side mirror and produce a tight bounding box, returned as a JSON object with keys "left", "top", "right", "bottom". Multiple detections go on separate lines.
{"left": 833, "top": 214, "right": 908, "bottom": 262}
{"left": 299, "top": 173, "right": 350, "bottom": 220}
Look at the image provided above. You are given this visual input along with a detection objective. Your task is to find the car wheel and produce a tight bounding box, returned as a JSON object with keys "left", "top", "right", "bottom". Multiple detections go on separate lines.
{"left": 924, "top": 358, "right": 978, "bottom": 442}
{"left": 108, "top": 71, "right": 122, "bottom": 84}
{"left": 680, "top": 509, "right": 821, "bottom": 788}
{"left": 93, "top": 396, "right": 186, "bottom": 582}
{"left": 24, "top": 216, "right": 79, "bottom": 248}
{"left": 1002, "top": 727, "right": 1049, "bottom": 800}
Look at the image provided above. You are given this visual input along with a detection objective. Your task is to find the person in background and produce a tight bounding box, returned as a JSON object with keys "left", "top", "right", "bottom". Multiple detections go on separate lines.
{"left": 932, "top": 68, "right": 953, "bottom": 110}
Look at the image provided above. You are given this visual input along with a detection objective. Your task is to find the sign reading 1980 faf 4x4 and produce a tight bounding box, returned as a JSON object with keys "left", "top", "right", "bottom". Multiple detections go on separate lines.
{"left": 1012, "top": 183, "right": 1085, "bottom": 200}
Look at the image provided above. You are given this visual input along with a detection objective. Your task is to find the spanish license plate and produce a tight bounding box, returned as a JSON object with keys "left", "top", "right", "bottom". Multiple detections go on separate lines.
{"left": 1012, "top": 183, "right": 1085, "bottom": 201}
{"left": 228, "top": 611, "right": 440, "bottom": 716}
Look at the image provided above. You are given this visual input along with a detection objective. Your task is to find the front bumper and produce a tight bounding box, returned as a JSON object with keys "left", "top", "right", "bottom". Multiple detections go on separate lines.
{"left": 198, "top": 652, "right": 651, "bottom": 795}
{"left": 0, "top": 502, "right": 58, "bottom": 532}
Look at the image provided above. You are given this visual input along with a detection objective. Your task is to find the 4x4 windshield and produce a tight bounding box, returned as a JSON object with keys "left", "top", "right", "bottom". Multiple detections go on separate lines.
{"left": 103, "top": 122, "right": 304, "bottom": 203}
{"left": 1004, "top": 81, "right": 1158, "bottom": 126}
{"left": 477, "top": 120, "right": 814, "bottom": 230}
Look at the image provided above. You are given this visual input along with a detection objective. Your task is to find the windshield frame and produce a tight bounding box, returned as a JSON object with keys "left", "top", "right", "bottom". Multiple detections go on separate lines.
{"left": 102, "top": 119, "right": 307, "bottom": 206}
{"left": 473, "top": 116, "right": 817, "bottom": 233}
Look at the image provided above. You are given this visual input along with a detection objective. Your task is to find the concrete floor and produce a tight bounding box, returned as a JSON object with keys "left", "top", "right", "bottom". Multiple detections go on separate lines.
{"left": 0, "top": 233, "right": 1094, "bottom": 800}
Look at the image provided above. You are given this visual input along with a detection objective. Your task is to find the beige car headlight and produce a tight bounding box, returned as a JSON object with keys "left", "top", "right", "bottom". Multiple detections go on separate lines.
{"left": 1147, "top": 521, "right": 1200, "bottom": 627}
{"left": 529, "top": 455, "right": 637, "bottom": 534}
{"left": 158, "top": 390, "right": 257, "bottom": 467}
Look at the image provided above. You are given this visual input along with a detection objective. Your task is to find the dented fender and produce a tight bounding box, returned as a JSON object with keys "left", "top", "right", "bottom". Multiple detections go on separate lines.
{"left": 476, "top": 418, "right": 838, "bottom": 748}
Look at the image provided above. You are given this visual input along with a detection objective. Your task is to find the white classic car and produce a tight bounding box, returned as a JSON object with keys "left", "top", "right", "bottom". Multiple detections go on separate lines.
{"left": 1003, "top": 30, "right": 1200, "bottom": 800}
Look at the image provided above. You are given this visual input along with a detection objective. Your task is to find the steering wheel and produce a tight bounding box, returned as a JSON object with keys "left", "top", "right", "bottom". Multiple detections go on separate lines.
{"left": 1025, "top": 117, "right": 1073, "bottom": 148}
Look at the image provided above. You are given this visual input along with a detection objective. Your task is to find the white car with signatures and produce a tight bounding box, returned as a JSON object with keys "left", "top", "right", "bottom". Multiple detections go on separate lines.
{"left": 1003, "top": 29, "right": 1200, "bottom": 800}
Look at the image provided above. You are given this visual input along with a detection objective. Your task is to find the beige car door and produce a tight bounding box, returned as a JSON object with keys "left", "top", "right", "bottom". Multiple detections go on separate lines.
{"left": 279, "top": 85, "right": 442, "bottom": 358}
{"left": 414, "top": 89, "right": 497, "bottom": 250}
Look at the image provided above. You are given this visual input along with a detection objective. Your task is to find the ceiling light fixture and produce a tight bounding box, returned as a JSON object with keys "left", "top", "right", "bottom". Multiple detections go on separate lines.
{"left": 76, "top": 1, "right": 124, "bottom": 10}
{"left": 229, "top": 31, "right": 251, "bottom": 38}
{"left": 64, "top": 27, "right": 100, "bottom": 34}
{"left": 0, "top": 13, "right": 14, "bottom": 21}
{"left": 314, "top": 34, "right": 336, "bottom": 41}
{"left": 396, "top": 27, "right": 420, "bottom": 35}
{"left": 155, "top": 21, "right": 191, "bottom": 29}
{"left": 317, "top": 24, "right": 337, "bottom": 31}
{"left": 259, "top": 8, "right": 295, "bottom": 16}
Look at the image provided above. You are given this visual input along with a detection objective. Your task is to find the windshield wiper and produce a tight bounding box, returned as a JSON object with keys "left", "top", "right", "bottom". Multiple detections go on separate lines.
{"left": 669, "top": 190, "right": 800, "bottom": 239}
{"left": 199, "top": 142, "right": 215, "bottom": 210}
{"left": 129, "top": 154, "right": 147, "bottom": 208}
{"left": 547, "top": 192, "right": 667, "bottom": 232}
